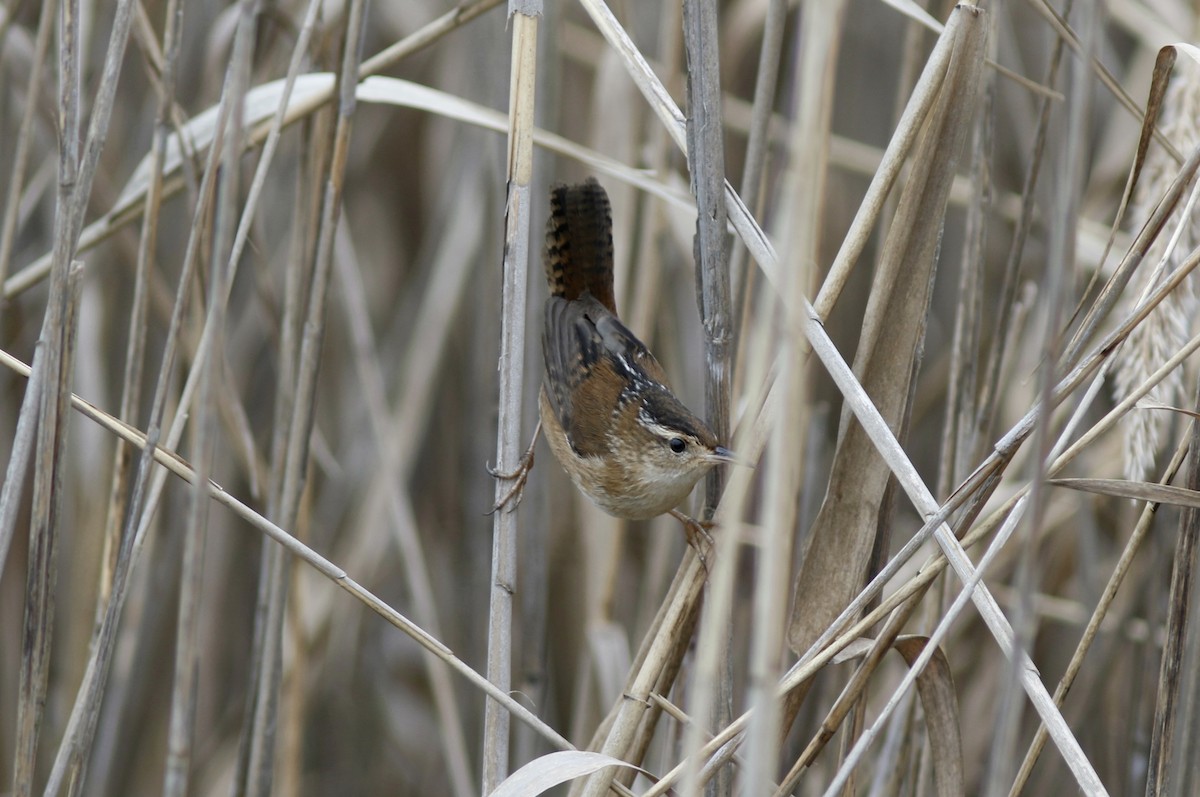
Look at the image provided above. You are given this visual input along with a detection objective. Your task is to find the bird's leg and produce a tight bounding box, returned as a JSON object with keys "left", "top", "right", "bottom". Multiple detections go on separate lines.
{"left": 670, "top": 509, "right": 715, "bottom": 572}
{"left": 487, "top": 419, "right": 542, "bottom": 514}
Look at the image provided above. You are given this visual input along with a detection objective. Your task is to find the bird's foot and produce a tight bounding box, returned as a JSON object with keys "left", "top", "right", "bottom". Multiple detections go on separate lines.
{"left": 670, "top": 510, "right": 715, "bottom": 573}
{"left": 487, "top": 421, "right": 542, "bottom": 515}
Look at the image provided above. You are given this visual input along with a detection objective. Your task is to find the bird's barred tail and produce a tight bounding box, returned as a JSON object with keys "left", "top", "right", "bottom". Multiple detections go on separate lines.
{"left": 544, "top": 177, "right": 617, "bottom": 315}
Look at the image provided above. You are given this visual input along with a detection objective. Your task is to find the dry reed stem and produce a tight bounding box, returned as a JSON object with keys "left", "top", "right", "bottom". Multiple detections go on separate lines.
{"left": 1144, "top": 384, "right": 1200, "bottom": 794}
{"left": 96, "top": 0, "right": 183, "bottom": 622}
{"left": 245, "top": 2, "right": 367, "bottom": 791}
{"left": 15, "top": 1, "right": 83, "bottom": 792}
{"left": 0, "top": 343, "right": 574, "bottom": 748}
{"left": 2, "top": 2, "right": 1195, "bottom": 794}
{"left": 0, "top": 0, "right": 56, "bottom": 298}
{"left": 1009, "top": 432, "right": 1192, "bottom": 795}
{"left": 161, "top": 0, "right": 251, "bottom": 791}
{"left": 331, "top": 208, "right": 476, "bottom": 796}
{"left": 1, "top": 0, "right": 507, "bottom": 303}
{"left": 576, "top": 2, "right": 1093, "bottom": 792}
{"left": 787, "top": 0, "right": 982, "bottom": 723}
{"left": 14, "top": 258, "right": 82, "bottom": 797}
{"left": 482, "top": 2, "right": 540, "bottom": 792}
{"left": 679, "top": 0, "right": 734, "bottom": 794}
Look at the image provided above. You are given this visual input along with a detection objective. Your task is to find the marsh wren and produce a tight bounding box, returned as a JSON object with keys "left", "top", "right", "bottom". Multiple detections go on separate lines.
{"left": 538, "top": 178, "right": 733, "bottom": 534}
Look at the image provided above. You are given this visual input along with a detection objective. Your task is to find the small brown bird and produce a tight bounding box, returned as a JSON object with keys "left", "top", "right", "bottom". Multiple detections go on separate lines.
{"left": 538, "top": 178, "right": 733, "bottom": 534}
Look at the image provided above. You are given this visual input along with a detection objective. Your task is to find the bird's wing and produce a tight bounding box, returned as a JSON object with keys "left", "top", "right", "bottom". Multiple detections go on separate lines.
{"left": 542, "top": 295, "right": 629, "bottom": 456}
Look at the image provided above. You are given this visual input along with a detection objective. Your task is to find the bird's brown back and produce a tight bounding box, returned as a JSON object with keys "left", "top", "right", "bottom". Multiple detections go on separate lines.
{"left": 544, "top": 177, "right": 617, "bottom": 315}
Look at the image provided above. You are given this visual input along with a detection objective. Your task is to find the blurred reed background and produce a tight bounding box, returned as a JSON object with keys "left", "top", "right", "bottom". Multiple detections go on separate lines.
{"left": 1, "top": 0, "right": 1199, "bottom": 795}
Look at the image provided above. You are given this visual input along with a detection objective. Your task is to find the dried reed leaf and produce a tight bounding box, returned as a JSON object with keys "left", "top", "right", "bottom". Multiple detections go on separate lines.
{"left": 491, "top": 751, "right": 645, "bottom": 797}
{"left": 801, "top": 633, "right": 964, "bottom": 797}
{"left": 1049, "top": 477, "right": 1200, "bottom": 509}
{"left": 892, "top": 636, "right": 964, "bottom": 797}
{"left": 1137, "top": 400, "right": 1200, "bottom": 421}
{"left": 114, "top": 73, "right": 336, "bottom": 216}
{"left": 787, "top": 6, "right": 986, "bottom": 658}
{"left": 877, "top": 0, "right": 942, "bottom": 32}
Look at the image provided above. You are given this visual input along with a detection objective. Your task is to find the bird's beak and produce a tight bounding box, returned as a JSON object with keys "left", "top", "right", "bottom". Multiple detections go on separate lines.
{"left": 711, "top": 446, "right": 749, "bottom": 466}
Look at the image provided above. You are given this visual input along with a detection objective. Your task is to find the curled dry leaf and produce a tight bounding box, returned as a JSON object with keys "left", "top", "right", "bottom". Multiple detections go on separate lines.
{"left": 826, "top": 634, "right": 964, "bottom": 797}
{"left": 488, "top": 751, "right": 645, "bottom": 797}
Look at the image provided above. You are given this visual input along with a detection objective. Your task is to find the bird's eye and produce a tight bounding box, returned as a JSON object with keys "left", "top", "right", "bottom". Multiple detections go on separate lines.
{"left": 668, "top": 437, "right": 686, "bottom": 453}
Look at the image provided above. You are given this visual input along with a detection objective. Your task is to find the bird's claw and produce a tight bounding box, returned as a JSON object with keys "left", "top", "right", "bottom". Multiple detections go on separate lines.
{"left": 671, "top": 510, "right": 715, "bottom": 574}
{"left": 486, "top": 430, "right": 539, "bottom": 515}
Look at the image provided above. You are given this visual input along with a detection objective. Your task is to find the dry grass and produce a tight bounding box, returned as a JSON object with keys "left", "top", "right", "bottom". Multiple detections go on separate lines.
{"left": 1, "top": 0, "right": 1199, "bottom": 795}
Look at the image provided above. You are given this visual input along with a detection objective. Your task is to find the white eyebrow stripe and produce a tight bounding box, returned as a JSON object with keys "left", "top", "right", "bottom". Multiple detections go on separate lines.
{"left": 637, "top": 408, "right": 697, "bottom": 442}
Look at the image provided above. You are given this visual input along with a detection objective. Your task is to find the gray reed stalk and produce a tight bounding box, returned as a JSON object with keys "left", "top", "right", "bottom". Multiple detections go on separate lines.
{"left": 1144, "top": 383, "right": 1200, "bottom": 794}
{"left": 14, "top": 261, "right": 83, "bottom": 797}
{"left": 680, "top": 1, "right": 734, "bottom": 796}
{"left": 43, "top": 0, "right": 240, "bottom": 790}
{"left": 726, "top": 69, "right": 818, "bottom": 787}
{"left": 0, "top": 0, "right": 56, "bottom": 305}
{"left": 245, "top": 0, "right": 368, "bottom": 791}
{"left": 483, "top": 1, "right": 540, "bottom": 791}
{"left": 919, "top": 34, "right": 991, "bottom": 797}
{"left": 0, "top": 340, "right": 578, "bottom": 751}
{"left": 15, "top": 0, "right": 83, "bottom": 791}
{"left": 1, "top": 0, "right": 508, "bottom": 306}
{"left": 238, "top": 134, "right": 311, "bottom": 793}
{"left": 987, "top": 5, "right": 1098, "bottom": 793}
{"left": 661, "top": 264, "right": 1200, "bottom": 790}
{"left": 96, "top": 0, "right": 182, "bottom": 621}
{"left": 161, "top": 0, "right": 251, "bottom": 790}
{"left": 238, "top": 11, "right": 321, "bottom": 797}
{"left": 972, "top": 4, "right": 1069, "bottom": 460}
{"left": 12, "top": 259, "right": 74, "bottom": 795}
{"left": 729, "top": 0, "right": 786, "bottom": 359}
{"left": 331, "top": 203, "right": 476, "bottom": 796}
{"left": 0, "top": 0, "right": 54, "bottom": 565}
{"left": 1008, "top": 432, "right": 1192, "bottom": 795}
{"left": 774, "top": 0, "right": 847, "bottom": 752}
